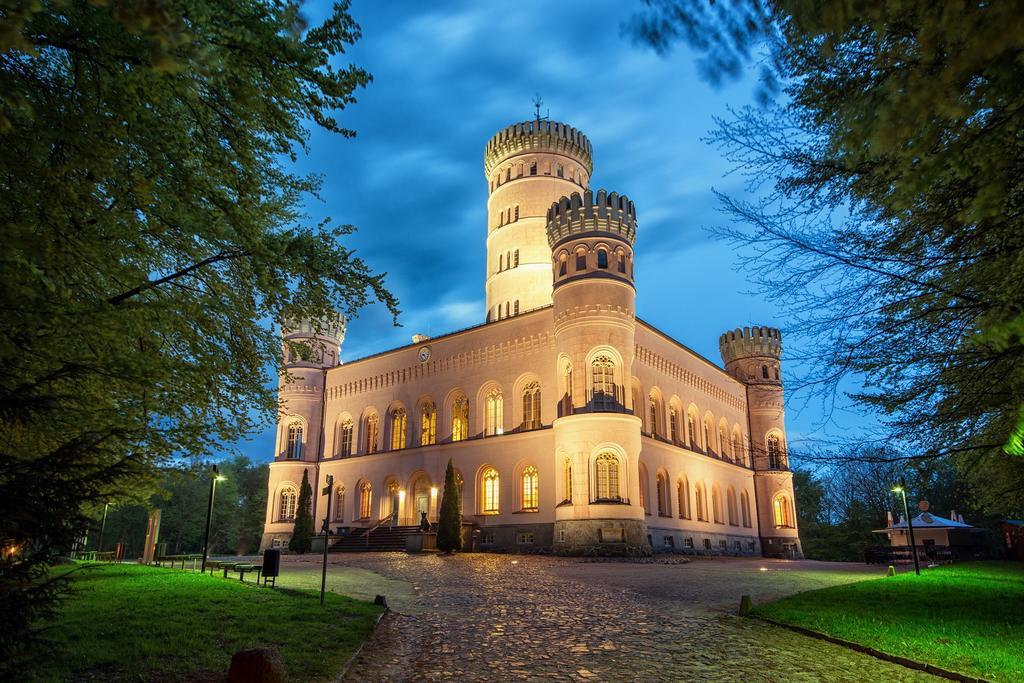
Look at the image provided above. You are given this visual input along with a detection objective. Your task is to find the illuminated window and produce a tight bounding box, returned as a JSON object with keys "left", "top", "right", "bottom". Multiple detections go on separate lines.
{"left": 365, "top": 414, "right": 379, "bottom": 454}
{"left": 482, "top": 467, "right": 500, "bottom": 513}
{"left": 286, "top": 421, "right": 303, "bottom": 459}
{"left": 338, "top": 419, "right": 353, "bottom": 457}
{"left": 333, "top": 485, "right": 345, "bottom": 522}
{"left": 727, "top": 487, "right": 738, "bottom": 526}
{"left": 656, "top": 473, "right": 668, "bottom": 516}
{"left": 390, "top": 408, "right": 407, "bottom": 450}
{"left": 677, "top": 478, "right": 690, "bottom": 519}
{"left": 562, "top": 457, "right": 572, "bottom": 503}
{"left": 522, "top": 382, "right": 541, "bottom": 430}
{"left": 767, "top": 433, "right": 785, "bottom": 469}
{"left": 597, "top": 249, "right": 608, "bottom": 268}
{"left": 420, "top": 402, "right": 436, "bottom": 446}
{"left": 359, "top": 481, "right": 372, "bottom": 519}
{"left": 669, "top": 407, "right": 679, "bottom": 443}
{"left": 773, "top": 494, "right": 793, "bottom": 528}
{"left": 451, "top": 396, "right": 468, "bottom": 442}
{"left": 594, "top": 452, "right": 620, "bottom": 501}
{"left": 687, "top": 411, "right": 698, "bottom": 449}
{"left": 648, "top": 395, "right": 659, "bottom": 436}
{"left": 521, "top": 465, "right": 539, "bottom": 510}
{"left": 279, "top": 487, "right": 297, "bottom": 521}
{"left": 485, "top": 388, "right": 503, "bottom": 436}
{"left": 591, "top": 356, "right": 616, "bottom": 411}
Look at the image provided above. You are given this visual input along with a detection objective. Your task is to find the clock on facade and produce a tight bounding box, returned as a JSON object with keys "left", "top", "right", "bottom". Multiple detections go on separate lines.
{"left": 418, "top": 346, "right": 431, "bottom": 363}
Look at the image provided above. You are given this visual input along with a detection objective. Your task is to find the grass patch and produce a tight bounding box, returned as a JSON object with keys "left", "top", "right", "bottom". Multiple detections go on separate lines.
{"left": 751, "top": 562, "right": 1024, "bottom": 682}
{"left": 27, "top": 562, "right": 382, "bottom": 682}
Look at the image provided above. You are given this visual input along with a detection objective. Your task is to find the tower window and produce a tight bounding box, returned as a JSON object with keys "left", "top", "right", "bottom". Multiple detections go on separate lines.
{"left": 594, "top": 452, "right": 620, "bottom": 501}
{"left": 597, "top": 249, "right": 608, "bottom": 269}
{"left": 591, "top": 355, "right": 617, "bottom": 411}
{"left": 774, "top": 366, "right": 780, "bottom": 380}
{"left": 575, "top": 251, "right": 586, "bottom": 271}
{"left": 279, "top": 487, "right": 297, "bottom": 521}
{"left": 521, "top": 465, "right": 539, "bottom": 510}
{"left": 618, "top": 252, "right": 626, "bottom": 273}
{"left": 762, "top": 365, "right": 769, "bottom": 379}
{"left": 514, "top": 205, "right": 519, "bottom": 221}
{"left": 556, "top": 164, "right": 564, "bottom": 178}
{"left": 522, "top": 382, "right": 541, "bottom": 430}
{"left": 286, "top": 421, "right": 303, "bottom": 459}
{"left": 505, "top": 301, "right": 510, "bottom": 318}
{"left": 529, "top": 161, "right": 537, "bottom": 176}
{"left": 514, "top": 300, "right": 519, "bottom": 315}
{"left": 514, "top": 249, "right": 519, "bottom": 267}
{"left": 558, "top": 255, "right": 567, "bottom": 276}
{"left": 499, "top": 254, "right": 504, "bottom": 271}
{"left": 505, "top": 168, "right": 511, "bottom": 182}
{"left": 767, "top": 433, "right": 785, "bottom": 469}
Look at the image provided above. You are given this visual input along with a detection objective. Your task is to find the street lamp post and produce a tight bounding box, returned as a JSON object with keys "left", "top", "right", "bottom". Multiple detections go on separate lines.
{"left": 201, "top": 465, "right": 227, "bottom": 573}
{"left": 892, "top": 477, "right": 920, "bottom": 576}
{"left": 97, "top": 502, "right": 109, "bottom": 553}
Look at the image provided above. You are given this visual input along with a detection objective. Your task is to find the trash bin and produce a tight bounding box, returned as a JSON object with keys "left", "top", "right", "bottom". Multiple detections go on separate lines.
{"left": 262, "top": 548, "right": 280, "bottom": 587}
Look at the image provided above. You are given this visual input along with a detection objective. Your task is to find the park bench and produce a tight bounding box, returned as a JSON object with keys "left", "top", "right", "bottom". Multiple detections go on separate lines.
{"left": 225, "top": 563, "right": 263, "bottom": 583}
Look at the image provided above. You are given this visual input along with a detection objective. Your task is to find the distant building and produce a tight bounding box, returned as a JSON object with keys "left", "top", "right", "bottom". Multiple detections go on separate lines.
{"left": 997, "top": 520, "right": 1024, "bottom": 561}
{"left": 874, "top": 511, "right": 983, "bottom": 561}
{"left": 260, "top": 117, "right": 801, "bottom": 557}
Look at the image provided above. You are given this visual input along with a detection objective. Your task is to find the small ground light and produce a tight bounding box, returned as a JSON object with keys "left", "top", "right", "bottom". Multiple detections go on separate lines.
{"left": 759, "top": 567, "right": 768, "bottom": 572}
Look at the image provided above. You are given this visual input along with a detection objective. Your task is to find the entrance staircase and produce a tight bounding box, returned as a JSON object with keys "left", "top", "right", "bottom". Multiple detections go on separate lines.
{"left": 328, "top": 524, "right": 420, "bottom": 553}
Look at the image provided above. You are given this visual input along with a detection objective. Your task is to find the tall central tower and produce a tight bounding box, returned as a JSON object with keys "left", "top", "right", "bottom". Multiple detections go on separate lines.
{"left": 483, "top": 120, "right": 592, "bottom": 321}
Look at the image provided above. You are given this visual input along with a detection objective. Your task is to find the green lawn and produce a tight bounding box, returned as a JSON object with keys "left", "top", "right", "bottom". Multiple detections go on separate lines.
{"left": 29, "top": 562, "right": 382, "bottom": 682}
{"left": 752, "top": 562, "right": 1024, "bottom": 682}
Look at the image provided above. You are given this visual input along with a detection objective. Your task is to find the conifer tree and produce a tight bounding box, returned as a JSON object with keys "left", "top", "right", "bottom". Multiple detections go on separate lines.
{"left": 436, "top": 459, "right": 463, "bottom": 554}
{"left": 289, "top": 470, "right": 314, "bottom": 554}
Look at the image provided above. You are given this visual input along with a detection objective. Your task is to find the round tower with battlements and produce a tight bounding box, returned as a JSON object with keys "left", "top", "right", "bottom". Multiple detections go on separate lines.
{"left": 274, "top": 314, "right": 346, "bottom": 463}
{"left": 548, "top": 189, "right": 647, "bottom": 552}
{"left": 484, "top": 119, "right": 593, "bottom": 321}
{"left": 719, "top": 326, "right": 801, "bottom": 557}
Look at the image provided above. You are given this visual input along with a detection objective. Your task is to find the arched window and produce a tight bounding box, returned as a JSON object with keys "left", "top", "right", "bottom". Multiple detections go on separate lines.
{"left": 562, "top": 457, "right": 573, "bottom": 503}
{"left": 773, "top": 494, "right": 793, "bottom": 528}
{"left": 514, "top": 206, "right": 519, "bottom": 221}
{"left": 514, "top": 249, "right": 519, "bottom": 266}
{"left": 521, "top": 465, "right": 539, "bottom": 510}
{"left": 648, "top": 395, "right": 659, "bottom": 436}
{"left": 482, "top": 467, "right": 500, "bottom": 513}
{"left": 499, "top": 253, "right": 504, "bottom": 271}
{"left": 279, "top": 486, "right": 297, "bottom": 521}
{"left": 485, "top": 389, "right": 503, "bottom": 436}
{"left": 656, "top": 473, "right": 668, "bottom": 516}
{"left": 451, "top": 395, "right": 469, "bottom": 442}
{"left": 420, "top": 402, "right": 436, "bottom": 446}
{"left": 333, "top": 485, "right": 345, "bottom": 522}
{"left": 727, "top": 487, "right": 738, "bottom": 526}
{"left": 741, "top": 491, "right": 752, "bottom": 527}
{"left": 359, "top": 481, "right": 372, "bottom": 519}
{"left": 575, "top": 249, "right": 586, "bottom": 271}
{"left": 594, "top": 452, "right": 620, "bottom": 501}
{"left": 767, "top": 433, "right": 785, "bottom": 469}
{"left": 687, "top": 411, "right": 699, "bottom": 449}
{"left": 514, "top": 300, "right": 519, "bottom": 316}
{"left": 597, "top": 249, "right": 608, "bottom": 268}
{"left": 529, "top": 161, "right": 537, "bottom": 176}
{"left": 669, "top": 407, "right": 679, "bottom": 443}
{"left": 762, "top": 364, "right": 769, "bottom": 379}
{"left": 286, "top": 421, "right": 303, "bottom": 459}
{"left": 505, "top": 301, "right": 510, "bottom": 318}
{"left": 695, "top": 482, "right": 706, "bottom": 521}
{"left": 677, "top": 478, "right": 690, "bottom": 519}
{"left": 733, "top": 431, "right": 744, "bottom": 467}
{"left": 774, "top": 366, "right": 780, "bottom": 380}
{"left": 712, "top": 486, "right": 723, "bottom": 524}
{"left": 556, "top": 163, "right": 564, "bottom": 177}
{"left": 522, "top": 382, "right": 541, "bottom": 430}
{"left": 365, "top": 414, "right": 379, "bottom": 454}
{"left": 505, "top": 167, "right": 511, "bottom": 183}
{"left": 703, "top": 419, "right": 713, "bottom": 455}
{"left": 617, "top": 251, "right": 626, "bottom": 273}
{"left": 719, "top": 426, "right": 729, "bottom": 461}
{"left": 558, "top": 254, "right": 567, "bottom": 277}
{"left": 390, "top": 408, "right": 407, "bottom": 451}
{"left": 591, "top": 355, "right": 617, "bottom": 411}
{"left": 337, "top": 419, "right": 353, "bottom": 457}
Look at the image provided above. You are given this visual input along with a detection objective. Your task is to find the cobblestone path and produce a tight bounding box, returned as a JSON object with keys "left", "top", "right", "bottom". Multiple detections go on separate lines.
{"left": 285, "top": 554, "right": 937, "bottom": 682}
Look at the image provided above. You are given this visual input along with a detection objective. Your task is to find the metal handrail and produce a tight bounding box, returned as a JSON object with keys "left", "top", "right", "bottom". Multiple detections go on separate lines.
{"left": 365, "top": 511, "right": 397, "bottom": 546}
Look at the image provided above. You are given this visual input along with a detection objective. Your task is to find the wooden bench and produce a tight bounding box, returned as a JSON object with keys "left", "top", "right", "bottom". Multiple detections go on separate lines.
{"left": 226, "top": 563, "right": 263, "bottom": 583}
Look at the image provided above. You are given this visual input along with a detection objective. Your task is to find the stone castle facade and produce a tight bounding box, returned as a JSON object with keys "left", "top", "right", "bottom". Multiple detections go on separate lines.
{"left": 261, "top": 118, "right": 801, "bottom": 557}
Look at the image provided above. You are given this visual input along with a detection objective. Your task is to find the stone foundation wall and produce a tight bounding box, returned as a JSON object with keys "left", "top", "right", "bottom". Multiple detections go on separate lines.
{"left": 646, "top": 524, "right": 761, "bottom": 556}
{"left": 552, "top": 519, "right": 649, "bottom": 552}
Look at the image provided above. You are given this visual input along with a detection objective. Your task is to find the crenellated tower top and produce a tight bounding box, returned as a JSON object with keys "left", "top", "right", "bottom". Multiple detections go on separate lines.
{"left": 484, "top": 119, "right": 593, "bottom": 176}
{"left": 282, "top": 312, "right": 346, "bottom": 368}
{"left": 546, "top": 189, "right": 637, "bottom": 249}
{"left": 719, "top": 326, "right": 782, "bottom": 385}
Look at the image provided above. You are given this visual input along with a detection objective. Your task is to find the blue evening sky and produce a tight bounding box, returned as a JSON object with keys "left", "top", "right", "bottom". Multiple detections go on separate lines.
{"left": 238, "top": 0, "right": 872, "bottom": 464}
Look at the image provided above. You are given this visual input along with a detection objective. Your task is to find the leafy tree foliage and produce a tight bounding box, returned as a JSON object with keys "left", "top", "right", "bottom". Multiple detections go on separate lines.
{"left": 0, "top": 0, "right": 396, "bottom": 665}
{"left": 629, "top": 1, "right": 1024, "bottom": 514}
{"left": 288, "top": 469, "right": 314, "bottom": 555}
{"left": 436, "top": 459, "right": 462, "bottom": 554}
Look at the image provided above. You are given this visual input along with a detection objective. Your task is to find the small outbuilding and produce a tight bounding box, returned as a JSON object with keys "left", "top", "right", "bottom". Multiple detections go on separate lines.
{"left": 873, "top": 511, "right": 984, "bottom": 561}
{"left": 997, "top": 520, "right": 1024, "bottom": 561}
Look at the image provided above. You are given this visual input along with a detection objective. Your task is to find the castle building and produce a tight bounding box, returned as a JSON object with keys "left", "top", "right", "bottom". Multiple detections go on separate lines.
{"left": 261, "top": 118, "right": 801, "bottom": 557}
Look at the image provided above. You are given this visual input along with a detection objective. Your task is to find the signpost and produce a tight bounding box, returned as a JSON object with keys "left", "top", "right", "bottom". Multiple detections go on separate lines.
{"left": 320, "top": 474, "right": 333, "bottom": 605}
